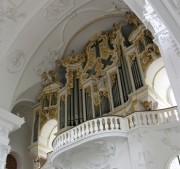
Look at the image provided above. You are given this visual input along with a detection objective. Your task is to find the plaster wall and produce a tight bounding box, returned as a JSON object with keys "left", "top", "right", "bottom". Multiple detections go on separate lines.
{"left": 9, "top": 123, "right": 33, "bottom": 169}
{"left": 128, "top": 125, "right": 180, "bottom": 169}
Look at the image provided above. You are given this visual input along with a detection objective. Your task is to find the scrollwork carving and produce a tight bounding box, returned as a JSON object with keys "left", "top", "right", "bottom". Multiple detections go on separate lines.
{"left": 124, "top": 11, "right": 141, "bottom": 27}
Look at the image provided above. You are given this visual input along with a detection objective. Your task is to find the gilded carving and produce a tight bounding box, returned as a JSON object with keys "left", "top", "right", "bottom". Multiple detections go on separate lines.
{"left": 129, "top": 54, "right": 136, "bottom": 65}
{"left": 83, "top": 33, "right": 115, "bottom": 78}
{"left": 95, "top": 58, "right": 105, "bottom": 78}
{"left": 60, "top": 50, "right": 85, "bottom": 66}
{"left": 41, "top": 70, "right": 58, "bottom": 86}
{"left": 40, "top": 107, "right": 58, "bottom": 129}
{"left": 99, "top": 91, "right": 109, "bottom": 98}
{"left": 92, "top": 84, "right": 98, "bottom": 93}
{"left": 110, "top": 73, "right": 117, "bottom": 87}
{"left": 66, "top": 69, "right": 74, "bottom": 91}
{"left": 86, "top": 87, "right": 91, "bottom": 96}
{"left": 60, "top": 95, "right": 65, "bottom": 103}
{"left": 124, "top": 11, "right": 141, "bottom": 27}
{"left": 94, "top": 96, "right": 100, "bottom": 106}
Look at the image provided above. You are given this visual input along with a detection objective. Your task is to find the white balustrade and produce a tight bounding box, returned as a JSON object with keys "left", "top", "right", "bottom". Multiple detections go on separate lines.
{"left": 127, "top": 107, "right": 180, "bottom": 129}
{"left": 53, "top": 116, "right": 124, "bottom": 152}
{"left": 52, "top": 107, "right": 180, "bottom": 153}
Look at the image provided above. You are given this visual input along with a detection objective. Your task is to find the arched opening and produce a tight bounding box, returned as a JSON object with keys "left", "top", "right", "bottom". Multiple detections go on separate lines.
{"left": 6, "top": 154, "right": 17, "bottom": 169}
{"left": 169, "top": 154, "right": 180, "bottom": 169}
{"left": 39, "top": 119, "right": 58, "bottom": 151}
{"left": 145, "top": 58, "right": 177, "bottom": 108}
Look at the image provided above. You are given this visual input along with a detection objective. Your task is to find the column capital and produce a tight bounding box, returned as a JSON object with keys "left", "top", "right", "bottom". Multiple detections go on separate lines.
{"left": 0, "top": 107, "right": 25, "bottom": 133}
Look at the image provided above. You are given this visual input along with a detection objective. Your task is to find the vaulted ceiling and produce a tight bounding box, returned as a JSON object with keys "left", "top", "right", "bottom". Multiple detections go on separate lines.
{"left": 0, "top": 0, "right": 130, "bottom": 110}
{"left": 0, "top": 0, "right": 175, "bottom": 111}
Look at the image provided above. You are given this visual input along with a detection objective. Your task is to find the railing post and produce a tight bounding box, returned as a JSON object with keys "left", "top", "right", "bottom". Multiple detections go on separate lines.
{"left": 120, "top": 117, "right": 129, "bottom": 131}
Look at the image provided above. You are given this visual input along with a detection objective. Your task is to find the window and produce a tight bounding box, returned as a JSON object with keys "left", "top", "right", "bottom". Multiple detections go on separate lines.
{"left": 169, "top": 155, "right": 180, "bottom": 169}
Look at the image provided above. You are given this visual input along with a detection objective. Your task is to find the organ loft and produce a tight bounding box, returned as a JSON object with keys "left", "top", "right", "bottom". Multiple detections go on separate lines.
{"left": 30, "top": 11, "right": 162, "bottom": 160}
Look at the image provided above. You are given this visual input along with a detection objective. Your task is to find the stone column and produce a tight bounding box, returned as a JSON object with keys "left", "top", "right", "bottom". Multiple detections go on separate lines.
{"left": 0, "top": 107, "right": 24, "bottom": 169}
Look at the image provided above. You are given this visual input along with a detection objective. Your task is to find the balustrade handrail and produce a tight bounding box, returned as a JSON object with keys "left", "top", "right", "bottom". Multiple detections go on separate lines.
{"left": 133, "top": 106, "right": 178, "bottom": 114}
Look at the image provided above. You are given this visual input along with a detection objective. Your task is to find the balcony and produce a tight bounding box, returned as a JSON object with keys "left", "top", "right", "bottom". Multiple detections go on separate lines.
{"left": 42, "top": 106, "right": 180, "bottom": 169}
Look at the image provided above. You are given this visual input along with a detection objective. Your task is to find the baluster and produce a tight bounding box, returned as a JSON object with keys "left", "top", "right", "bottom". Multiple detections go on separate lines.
{"left": 147, "top": 113, "right": 152, "bottom": 125}
{"left": 58, "top": 136, "right": 61, "bottom": 147}
{"left": 152, "top": 113, "right": 157, "bottom": 124}
{"left": 60, "top": 135, "right": 63, "bottom": 146}
{"left": 132, "top": 115, "right": 136, "bottom": 127}
{"left": 71, "top": 129, "right": 74, "bottom": 142}
{"left": 104, "top": 118, "right": 109, "bottom": 130}
{"left": 163, "top": 112, "right": 168, "bottom": 123}
{"left": 142, "top": 113, "right": 148, "bottom": 125}
{"left": 81, "top": 124, "right": 85, "bottom": 136}
{"left": 53, "top": 139, "right": 56, "bottom": 150}
{"left": 171, "top": 110, "right": 176, "bottom": 121}
{"left": 64, "top": 133, "right": 67, "bottom": 145}
{"left": 156, "top": 113, "right": 160, "bottom": 124}
{"left": 94, "top": 119, "right": 98, "bottom": 132}
{"left": 60, "top": 136, "right": 62, "bottom": 147}
{"left": 78, "top": 126, "right": 81, "bottom": 138}
{"left": 99, "top": 118, "right": 103, "bottom": 131}
{"left": 114, "top": 118, "right": 119, "bottom": 130}
{"left": 85, "top": 122, "right": 89, "bottom": 134}
{"left": 138, "top": 113, "right": 143, "bottom": 125}
{"left": 74, "top": 128, "right": 77, "bottom": 140}
{"left": 128, "top": 117, "right": 133, "bottom": 128}
{"left": 171, "top": 110, "right": 175, "bottom": 121}
{"left": 110, "top": 117, "right": 114, "bottom": 130}
{"left": 171, "top": 110, "right": 177, "bottom": 121}
{"left": 67, "top": 131, "right": 70, "bottom": 144}
{"left": 62, "top": 134, "right": 65, "bottom": 145}
{"left": 89, "top": 121, "right": 94, "bottom": 133}
{"left": 175, "top": 109, "right": 180, "bottom": 121}
{"left": 54, "top": 138, "right": 57, "bottom": 149}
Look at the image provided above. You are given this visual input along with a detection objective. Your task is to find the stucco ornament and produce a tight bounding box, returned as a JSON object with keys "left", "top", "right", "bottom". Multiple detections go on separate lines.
{"left": 0, "top": 0, "right": 25, "bottom": 23}
{"left": 161, "top": 127, "right": 180, "bottom": 151}
{"left": 7, "top": 49, "right": 25, "bottom": 73}
{"left": 46, "top": 0, "right": 74, "bottom": 20}
{"left": 35, "top": 49, "right": 58, "bottom": 76}
{"left": 136, "top": 151, "right": 153, "bottom": 168}
{"left": 111, "top": 0, "right": 129, "bottom": 11}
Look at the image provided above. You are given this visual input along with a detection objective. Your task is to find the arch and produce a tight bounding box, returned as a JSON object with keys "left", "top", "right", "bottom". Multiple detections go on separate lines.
{"left": 6, "top": 153, "right": 20, "bottom": 169}
{"left": 145, "top": 57, "right": 164, "bottom": 88}
{"left": 145, "top": 57, "right": 176, "bottom": 108}
{"left": 9, "top": 151, "right": 22, "bottom": 169}
{"left": 39, "top": 119, "right": 58, "bottom": 150}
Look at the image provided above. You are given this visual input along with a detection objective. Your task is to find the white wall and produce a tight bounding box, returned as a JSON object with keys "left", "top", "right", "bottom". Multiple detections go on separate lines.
{"left": 9, "top": 122, "right": 33, "bottom": 169}
{"left": 128, "top": 124, "right": 180, "bottom": 169}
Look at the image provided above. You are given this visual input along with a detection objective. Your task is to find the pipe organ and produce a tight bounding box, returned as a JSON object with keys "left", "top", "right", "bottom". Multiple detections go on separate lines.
{"left": 31, "top": 12, "right": 161, "bottom": 145}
